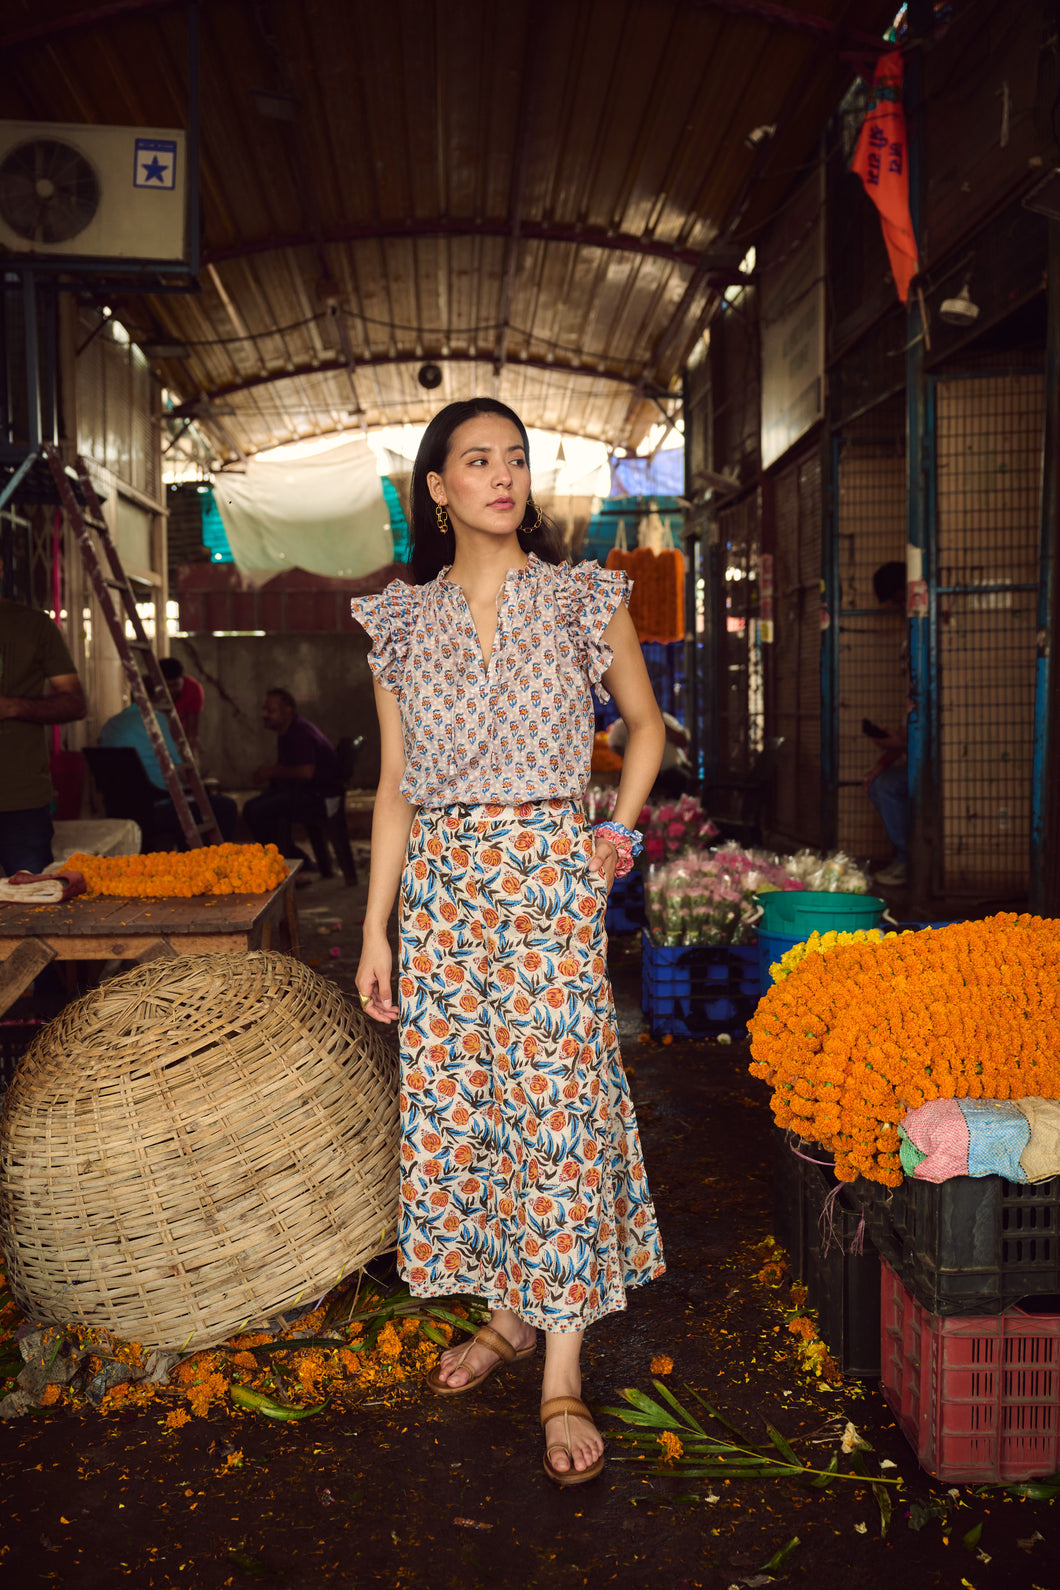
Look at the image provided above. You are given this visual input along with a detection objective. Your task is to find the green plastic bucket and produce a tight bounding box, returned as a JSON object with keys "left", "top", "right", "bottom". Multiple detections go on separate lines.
{"left": 756, "top": 891, "right": 886, "bottom": 993}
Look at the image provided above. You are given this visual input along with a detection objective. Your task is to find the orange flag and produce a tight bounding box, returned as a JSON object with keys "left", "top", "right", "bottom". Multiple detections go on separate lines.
{"left": 851, "top": 50, "right": 918, "bottom": 303}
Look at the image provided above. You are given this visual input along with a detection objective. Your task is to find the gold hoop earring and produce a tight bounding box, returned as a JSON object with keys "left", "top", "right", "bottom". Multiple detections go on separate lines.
{"left": 524, "top": 502, "right": 543, "bottom": 534}
{"left": 435, "top": 502, "right": 450, "bottom": 535}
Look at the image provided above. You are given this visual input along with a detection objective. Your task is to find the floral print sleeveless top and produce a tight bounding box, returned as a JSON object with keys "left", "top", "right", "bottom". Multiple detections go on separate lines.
{"left": 350, "top": 556, "right": 629, "bottom": 808}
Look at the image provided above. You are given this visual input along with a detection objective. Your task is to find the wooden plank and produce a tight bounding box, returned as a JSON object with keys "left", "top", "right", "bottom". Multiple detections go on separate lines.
{"left": 0, "top": 932, "right": 254, "bottom": 961}
{"left": 0, "top": 937, "right": 57, "bottom": 1018}
{"left": 131, "top": 938, "right": 178, "bottom": 965}
{"left": 283, "top": 883, "right": 301, "bottom": 957}
{"left": 0, "top": 870, "right": 297, "bottom": 957}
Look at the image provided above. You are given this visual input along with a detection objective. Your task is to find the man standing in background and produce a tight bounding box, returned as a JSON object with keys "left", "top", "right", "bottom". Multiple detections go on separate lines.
{"left": 0, "top": 566, "right": 87, "bottom": 874}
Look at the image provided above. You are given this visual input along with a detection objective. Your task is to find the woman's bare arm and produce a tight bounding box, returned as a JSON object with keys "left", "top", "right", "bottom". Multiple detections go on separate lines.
{"left": 356, "top": 679, "right": 416, "bottom": 1022}
{"left": 589, "top": 602, "right": 666, "bottom": 887}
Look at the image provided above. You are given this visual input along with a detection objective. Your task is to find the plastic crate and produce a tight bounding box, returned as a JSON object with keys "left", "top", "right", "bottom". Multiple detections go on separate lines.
{"left": 605, "top": 870, "right": 645, "bottom": 935}
{"left": 641, "top": 935, "right": 759, "bottom": 1039}
{"left": 850, "top": 1171, "right": 1060, "bottom": 1316}
{"left": 772, "top": 1132, "right": 881, "bottom": 1377}
{"left": 880, "top": 1258, "right": 1060, "bottom": 1483}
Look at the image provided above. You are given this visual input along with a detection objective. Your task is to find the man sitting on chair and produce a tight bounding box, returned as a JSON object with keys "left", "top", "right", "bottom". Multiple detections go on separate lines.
{"left": 243, "top": 688, "right": 342, "bottom": 869}
{"left": 99, "top": 681, "right": 237, "bottom": 842}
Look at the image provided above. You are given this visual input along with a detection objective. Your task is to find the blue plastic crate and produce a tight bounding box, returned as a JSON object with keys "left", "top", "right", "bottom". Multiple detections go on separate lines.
{"left": 642, "top": 935, "right": 759, "bottom": 1038}
{"left": 605, "top": 870, "right": 645, "bottom": 934}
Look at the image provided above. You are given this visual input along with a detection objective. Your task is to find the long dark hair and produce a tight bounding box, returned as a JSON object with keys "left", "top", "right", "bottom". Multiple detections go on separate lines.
{"left": 408, "top": 398, "right": 565, "bottom": 584}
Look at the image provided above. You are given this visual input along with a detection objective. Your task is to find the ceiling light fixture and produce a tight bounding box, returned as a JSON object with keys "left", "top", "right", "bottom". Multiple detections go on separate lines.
{"left": 938, "top": 283, "right": 980, "bottom": 326}
{"left": 745, "top": 124, "right": 776, "bottom": 150}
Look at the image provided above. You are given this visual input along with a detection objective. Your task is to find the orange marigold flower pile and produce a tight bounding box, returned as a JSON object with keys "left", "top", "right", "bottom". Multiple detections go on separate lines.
{"left": 65, "top": 843, "right": 288, "bottom": 899}
{"left": 748, "top": 913, "right": 1060, "bottom": 1185}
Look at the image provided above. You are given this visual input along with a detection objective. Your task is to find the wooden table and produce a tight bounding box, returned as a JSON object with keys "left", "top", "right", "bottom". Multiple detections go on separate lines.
{"left": 0, "top": 867, "right": 301, "bottom": 1017}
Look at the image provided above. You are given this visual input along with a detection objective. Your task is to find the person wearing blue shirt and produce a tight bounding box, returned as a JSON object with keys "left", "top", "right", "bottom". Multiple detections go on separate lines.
{"left": 99, "top": 700, "right": 181, "bottom": 790}
{"left": 99, "top": 683, "right": 238, "bottom": 842}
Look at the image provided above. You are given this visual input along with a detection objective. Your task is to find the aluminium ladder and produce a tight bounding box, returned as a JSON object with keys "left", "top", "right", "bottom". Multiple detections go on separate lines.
{"left": 41, "top": 443, "right": 220, "bottom": 848}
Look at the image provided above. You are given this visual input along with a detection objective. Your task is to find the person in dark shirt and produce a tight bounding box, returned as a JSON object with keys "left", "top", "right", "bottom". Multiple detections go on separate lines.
{"left": 0, "top": 573, "right": 87, "bottom": 874}
{"left": 242, "top": 687, "right": 341, "bottom": 868}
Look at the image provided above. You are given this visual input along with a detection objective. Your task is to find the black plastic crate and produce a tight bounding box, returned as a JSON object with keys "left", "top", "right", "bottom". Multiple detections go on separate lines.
{"left": 773, "top": 1132, "right": 881, "bottom": 1377}
{"left": 641, "top": 936, "right": 759, "bottom": 1039}
{"left": 850, "top": 1171, "right": 1060, "bottom": 1317}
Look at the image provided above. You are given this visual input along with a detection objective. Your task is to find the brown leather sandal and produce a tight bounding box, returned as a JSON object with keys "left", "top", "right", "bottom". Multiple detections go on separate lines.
{"left": 425, "top": 1323, "right": 536, "bottom": 1395}
{"left": 540, "top": 1395, "right": 606, "bottom": 1486}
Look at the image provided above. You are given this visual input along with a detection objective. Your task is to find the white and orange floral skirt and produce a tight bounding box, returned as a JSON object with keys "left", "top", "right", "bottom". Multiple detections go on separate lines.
{"left": 397, "top": 798, "right": 665, "bottom": 1332}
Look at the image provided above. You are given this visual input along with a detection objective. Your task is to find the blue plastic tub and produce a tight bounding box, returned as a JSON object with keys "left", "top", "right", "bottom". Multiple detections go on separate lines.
{"left": 757, "top": 927, "right": 803, "bottom": 994}
{"left": 755, "top": 891, "right": 886, "bottom": 995}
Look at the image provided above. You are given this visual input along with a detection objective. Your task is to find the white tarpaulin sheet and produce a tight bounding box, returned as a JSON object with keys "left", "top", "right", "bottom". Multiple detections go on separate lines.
{"left": 213, "top": 440, "right": 392, "bottom": 585}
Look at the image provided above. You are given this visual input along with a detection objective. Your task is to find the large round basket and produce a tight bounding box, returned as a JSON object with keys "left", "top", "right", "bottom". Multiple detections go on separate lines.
{"left": 0, "top": 952, "right": 398, "bottom": 1350}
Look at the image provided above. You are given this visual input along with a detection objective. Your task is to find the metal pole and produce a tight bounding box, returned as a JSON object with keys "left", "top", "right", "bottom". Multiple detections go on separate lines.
{"left": 1030, "top": 218, "right": 1059, "bottom": 912}
{"left": 23, "top": 269, "right": 41, "bottom": 451}
{"left": 0, "top": 450, "right": 38, "bottom": 515}
{"left": 186, "top": 1, "right": 201, "bottom": 276}
{"left": 904, "top": 7, "right": 935, "bottom": 912}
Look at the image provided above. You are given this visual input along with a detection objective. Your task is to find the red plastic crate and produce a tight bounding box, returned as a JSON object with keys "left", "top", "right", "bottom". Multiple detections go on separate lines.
{"left": 880, "top": 1259, "right": 1060, "bottom": 1483}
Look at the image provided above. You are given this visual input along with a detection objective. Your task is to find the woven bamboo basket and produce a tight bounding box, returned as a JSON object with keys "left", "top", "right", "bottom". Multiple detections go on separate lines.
{"left": 0, "top": 951, "right": 398, "bottom": 1350}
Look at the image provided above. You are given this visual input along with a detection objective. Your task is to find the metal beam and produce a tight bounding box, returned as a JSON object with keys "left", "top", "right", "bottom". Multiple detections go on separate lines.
{"left": 2, "top": 0, "right": 889, "bottom": 55}
{"left": 0, "top": 0, "right": 184, "bottom": 49}
{"left": 684, "top": 0, "right": 887, "bottom": 52}
{"left": 202, "top": 218, "right": 749, "bottom": 278}
{"left": 166, "top": 350, "right": 649, "bottom": 420}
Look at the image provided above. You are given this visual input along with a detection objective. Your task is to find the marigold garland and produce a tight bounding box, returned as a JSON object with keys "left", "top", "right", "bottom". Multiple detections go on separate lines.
{"left": 770, "top": 927, "right": 884, "bottom": 983}
{"left": 748, "top": 913, "right": 1060, "bottom": 1185}
{"left": 605, "top": 546, "right": 685, "bottom": 644}
{"left": 64, "top": 843, "right": 288, "bottom": 899}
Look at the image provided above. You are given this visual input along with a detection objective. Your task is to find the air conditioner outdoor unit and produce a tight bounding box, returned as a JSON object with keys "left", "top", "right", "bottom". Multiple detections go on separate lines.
{"left": 0, "top": 120, "right": 187, "bottom": 263}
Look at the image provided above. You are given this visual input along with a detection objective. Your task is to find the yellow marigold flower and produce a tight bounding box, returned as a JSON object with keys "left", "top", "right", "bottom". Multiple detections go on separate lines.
{"left": 166, "top": 1408, "right": 191, "bottom": 1430}
{"left": 657, "top": 1430, "right": 684, "bottom": 1464}
{"left": 376, "top": 1322, "right": 403, "bottom": 1362}
{"left": 39, "top": 1383, "right": 62, "bottom": 1407}
{"left": 787, "top": 1316, "right": 816, "bottom": 1342}
{"left": 650, "top": 1354, "right": 674, "bottom": 1376}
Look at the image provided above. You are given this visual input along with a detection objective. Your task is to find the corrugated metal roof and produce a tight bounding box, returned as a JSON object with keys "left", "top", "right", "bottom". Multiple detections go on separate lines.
{"left": 3, "top": 0, "right": 895, "bottom": 459}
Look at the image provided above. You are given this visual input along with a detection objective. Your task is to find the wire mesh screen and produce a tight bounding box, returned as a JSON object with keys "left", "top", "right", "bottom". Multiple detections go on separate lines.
{"left": 716, "top": 491, "right": 763, "bottom": 775}
{"left": 935, "top": 373, "right": 1042, "bottom": 896}
{"left": 686, "top": 519, "right": 714, "bottom": 785}
{"left": 772, "top": 450, "right": 823, "bottom": 847}
{"left": 835, "top": 421, "right": 907, "bottom": 863}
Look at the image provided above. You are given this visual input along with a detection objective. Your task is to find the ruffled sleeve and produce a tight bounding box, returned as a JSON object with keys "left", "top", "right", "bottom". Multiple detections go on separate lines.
{"left": 552, "top": 560, "right": 631, "bottom": 702}
{"left": 349, "top": 579, "right": 418, "bottom": 696}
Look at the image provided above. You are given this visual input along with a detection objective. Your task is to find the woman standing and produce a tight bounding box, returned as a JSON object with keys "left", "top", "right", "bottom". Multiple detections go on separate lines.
{"left": 352, "top": 398, "right": 666, "bottom": 1485}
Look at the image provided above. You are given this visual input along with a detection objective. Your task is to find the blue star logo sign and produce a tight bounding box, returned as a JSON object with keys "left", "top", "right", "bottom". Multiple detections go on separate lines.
{"left": 133, "top": 137, "right": 177, "bottom": 191}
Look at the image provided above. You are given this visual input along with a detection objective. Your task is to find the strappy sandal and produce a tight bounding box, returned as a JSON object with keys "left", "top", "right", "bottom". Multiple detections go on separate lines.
{"left": 425, "top": 1323, "right": 536, "bottom": 1396}
{"left": 540, "top": 1395, "right": 606, "bottom": 1486}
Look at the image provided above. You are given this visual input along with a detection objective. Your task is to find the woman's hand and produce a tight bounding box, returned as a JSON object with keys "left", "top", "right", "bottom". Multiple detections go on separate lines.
{"left": 355, "top": 935, "right": 399, "bottom": 1023}
{"left": 587, "top": 835, "right": 619, "bottom": 895}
